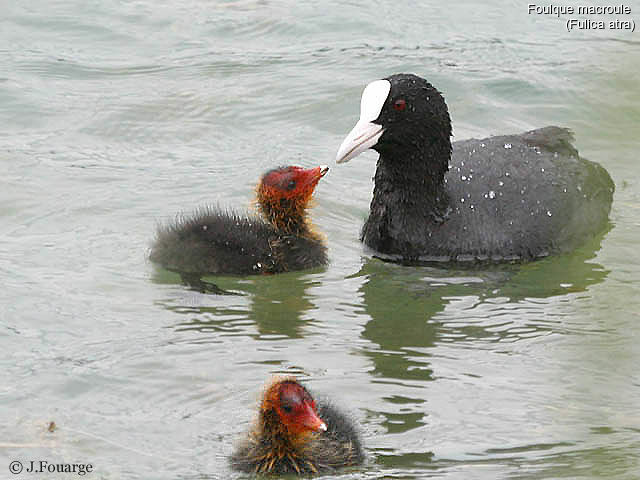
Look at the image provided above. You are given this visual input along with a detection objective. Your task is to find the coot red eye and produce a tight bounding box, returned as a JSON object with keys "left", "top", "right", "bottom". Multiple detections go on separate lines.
{"left": 393, "top": 99, "right": 406, "bottom": 111}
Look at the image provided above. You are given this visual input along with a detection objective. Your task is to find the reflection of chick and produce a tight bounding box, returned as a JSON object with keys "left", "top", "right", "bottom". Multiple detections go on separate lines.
{"left": 231, "top": 377, "right": 364, "bottom": 475}
{"left": 150, "top": 166, "right": 328, "bottom": 276}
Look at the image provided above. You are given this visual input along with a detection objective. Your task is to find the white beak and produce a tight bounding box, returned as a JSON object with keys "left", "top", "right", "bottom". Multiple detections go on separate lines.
{"left": 335, "top": 119, "right": 384, "bottom": 164}
{"left": 335, "top": 79, "right": 391, "bottom": 164}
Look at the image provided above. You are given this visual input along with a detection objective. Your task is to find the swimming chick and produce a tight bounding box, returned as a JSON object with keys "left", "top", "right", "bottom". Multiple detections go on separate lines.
{"left": 150, "top": 166, "right": 329, "bottom": 291}
{"left": 231, "top": 377, "right": 364, "bottom": 475}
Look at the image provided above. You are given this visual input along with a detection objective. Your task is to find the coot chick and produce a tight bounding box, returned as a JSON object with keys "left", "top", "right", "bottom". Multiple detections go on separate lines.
{"left": 150, "top": 166, "right": 329, "bottom": 290}
{"left": 231, "top": 377, "right": 364, "bottom": 475}
{"left": 336, "top": 74, "right": 614, "bottom": 262}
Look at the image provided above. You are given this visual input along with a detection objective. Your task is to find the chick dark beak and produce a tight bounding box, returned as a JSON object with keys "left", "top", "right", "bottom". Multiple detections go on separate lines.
{"left": 315, "top": 165, "right": 330, "bottom": 179}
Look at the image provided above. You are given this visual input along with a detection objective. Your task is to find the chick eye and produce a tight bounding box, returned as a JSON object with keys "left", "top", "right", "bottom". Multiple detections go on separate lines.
{"left": 282, "top": 404, "right": 293, "bottom": 413}
{"left": 393, "top": 99, "right": 406, "bottom": 111}
{"left": 286, "top": 180, "right": 296, "bottom": 191}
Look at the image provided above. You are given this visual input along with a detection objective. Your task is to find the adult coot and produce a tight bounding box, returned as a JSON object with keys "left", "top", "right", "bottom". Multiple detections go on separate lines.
{"left": 231, "top": 376, "right": 364, "bottom": 475}
{"left": 336, "top": 74, "right": 614, "bottom": 262}
{"left": 150, "top": 166, "right": 328, "bottom": 291}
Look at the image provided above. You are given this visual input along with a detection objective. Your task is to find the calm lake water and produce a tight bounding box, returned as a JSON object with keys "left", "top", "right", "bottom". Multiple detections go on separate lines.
{"left": 2, "top": 1, "right": 639, "bottom": 479}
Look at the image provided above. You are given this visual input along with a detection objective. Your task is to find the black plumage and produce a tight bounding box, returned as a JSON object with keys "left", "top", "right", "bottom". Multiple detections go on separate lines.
{"left": 151, "top": 206, "right": 325, "bottom": 275}
{"left": 337, "top": 74, "right": 614, "bottom": 262}
{"left": 150, "top": 166, "right": 328, "bottom": 286}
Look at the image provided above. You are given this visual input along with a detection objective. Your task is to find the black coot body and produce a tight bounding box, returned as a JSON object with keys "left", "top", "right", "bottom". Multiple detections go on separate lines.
{"left": 336, "top": 74, "right": 614, "bottom": 262}
{"left": 150, "top": 166, "right": 328, "bottom": 279}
